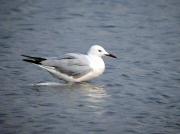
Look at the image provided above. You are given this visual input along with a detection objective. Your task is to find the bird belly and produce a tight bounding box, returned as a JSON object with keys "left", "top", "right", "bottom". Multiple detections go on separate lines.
{"left": 75, "top": 64, "right": 105, "bottom": 82}
{"left": 75, "top": 69, "right": 104, "bottom": 82}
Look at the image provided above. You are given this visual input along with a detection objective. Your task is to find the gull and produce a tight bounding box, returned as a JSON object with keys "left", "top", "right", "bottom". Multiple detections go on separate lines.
{"left": 22, "top": 45, "right": 116, "bottom": 83}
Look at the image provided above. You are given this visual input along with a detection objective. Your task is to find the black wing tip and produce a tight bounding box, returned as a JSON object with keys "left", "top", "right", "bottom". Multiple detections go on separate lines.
{"left": 21, "top": 54, "right": 46, "bottom": 60}
{"left": 22, "top": 59, "right": 42, "bottom": 64}
{"left": 21, "top": 54, "right": 46, "bottom": 64}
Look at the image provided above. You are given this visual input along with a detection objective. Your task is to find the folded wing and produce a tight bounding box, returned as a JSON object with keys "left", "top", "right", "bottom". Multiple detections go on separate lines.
{"left": 41, "top": 53, "right": 92, "bottom": 78}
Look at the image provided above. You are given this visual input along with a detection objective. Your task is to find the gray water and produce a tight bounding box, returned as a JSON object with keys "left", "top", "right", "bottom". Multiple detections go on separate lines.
{"left": 0, "top": 0, "right": 180, "bottom": 134}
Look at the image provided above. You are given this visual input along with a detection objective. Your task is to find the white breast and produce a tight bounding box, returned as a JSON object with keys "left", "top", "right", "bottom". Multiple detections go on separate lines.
{"left": 74, "top": 55, "right": 105, "bottom": 82}
{"left": 89, "top": 55, "right": 105, "bottom": 77}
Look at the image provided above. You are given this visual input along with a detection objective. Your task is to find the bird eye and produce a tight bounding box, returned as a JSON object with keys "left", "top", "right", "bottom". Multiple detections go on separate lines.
{"left": 98, "top": 50, "right": 102, "bottom": 52}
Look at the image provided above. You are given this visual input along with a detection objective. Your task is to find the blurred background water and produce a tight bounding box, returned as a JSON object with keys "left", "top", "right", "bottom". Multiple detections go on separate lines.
{"left": 0, "top": 0, "right": 180, "bottom": 133}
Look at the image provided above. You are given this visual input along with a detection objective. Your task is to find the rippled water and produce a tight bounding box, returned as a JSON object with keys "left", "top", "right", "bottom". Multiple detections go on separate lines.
{"left": 0, "top": 0, "right": 180, "bottom": 133}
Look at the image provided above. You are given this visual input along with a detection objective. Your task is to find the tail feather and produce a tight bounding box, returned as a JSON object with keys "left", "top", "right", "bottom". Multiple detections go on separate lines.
{"left": 21, "top": 54, "right": 46, "bottom": 65}
{"left": 22, "top": 59, "right": 42, "bottom": 64}
{"left": 21, "top": 55, "right": 46, "bottom": 60}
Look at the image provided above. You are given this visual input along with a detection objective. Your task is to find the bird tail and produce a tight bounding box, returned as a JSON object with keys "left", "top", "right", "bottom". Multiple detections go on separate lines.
{"left": 21, "top": 54, "right": 46, "bottom": 65}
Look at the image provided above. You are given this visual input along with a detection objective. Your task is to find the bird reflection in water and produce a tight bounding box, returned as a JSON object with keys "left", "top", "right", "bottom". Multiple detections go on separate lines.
{"left": 31, "top": 82, "right": 109, "bottom": 104}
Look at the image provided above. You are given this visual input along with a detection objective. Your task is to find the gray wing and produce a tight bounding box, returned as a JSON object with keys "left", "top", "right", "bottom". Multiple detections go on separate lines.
{"left": 41, "top": 53, "right": 92, "bottom": 78}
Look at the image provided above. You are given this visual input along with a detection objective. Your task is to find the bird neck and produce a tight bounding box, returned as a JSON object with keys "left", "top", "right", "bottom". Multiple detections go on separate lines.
{"left": 87, "top": 49, "right": 97, "bottom": 56}
{"left": 88, "top": 54, "right": 105, "bottom": 73}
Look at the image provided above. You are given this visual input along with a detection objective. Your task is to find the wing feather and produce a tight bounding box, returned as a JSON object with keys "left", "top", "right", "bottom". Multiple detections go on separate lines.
{"left": 41, "top": 53, "right": 92, "bottom": 78}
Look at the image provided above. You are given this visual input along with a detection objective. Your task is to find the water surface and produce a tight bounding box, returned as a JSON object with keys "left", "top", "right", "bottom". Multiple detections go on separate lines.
{"left": 0, "top": 0, "right": 180, "bottom": 134}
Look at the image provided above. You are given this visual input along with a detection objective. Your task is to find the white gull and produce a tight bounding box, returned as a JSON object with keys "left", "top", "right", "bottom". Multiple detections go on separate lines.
{"left": 22, "top": 45, "right": 116, "bottom": 83}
